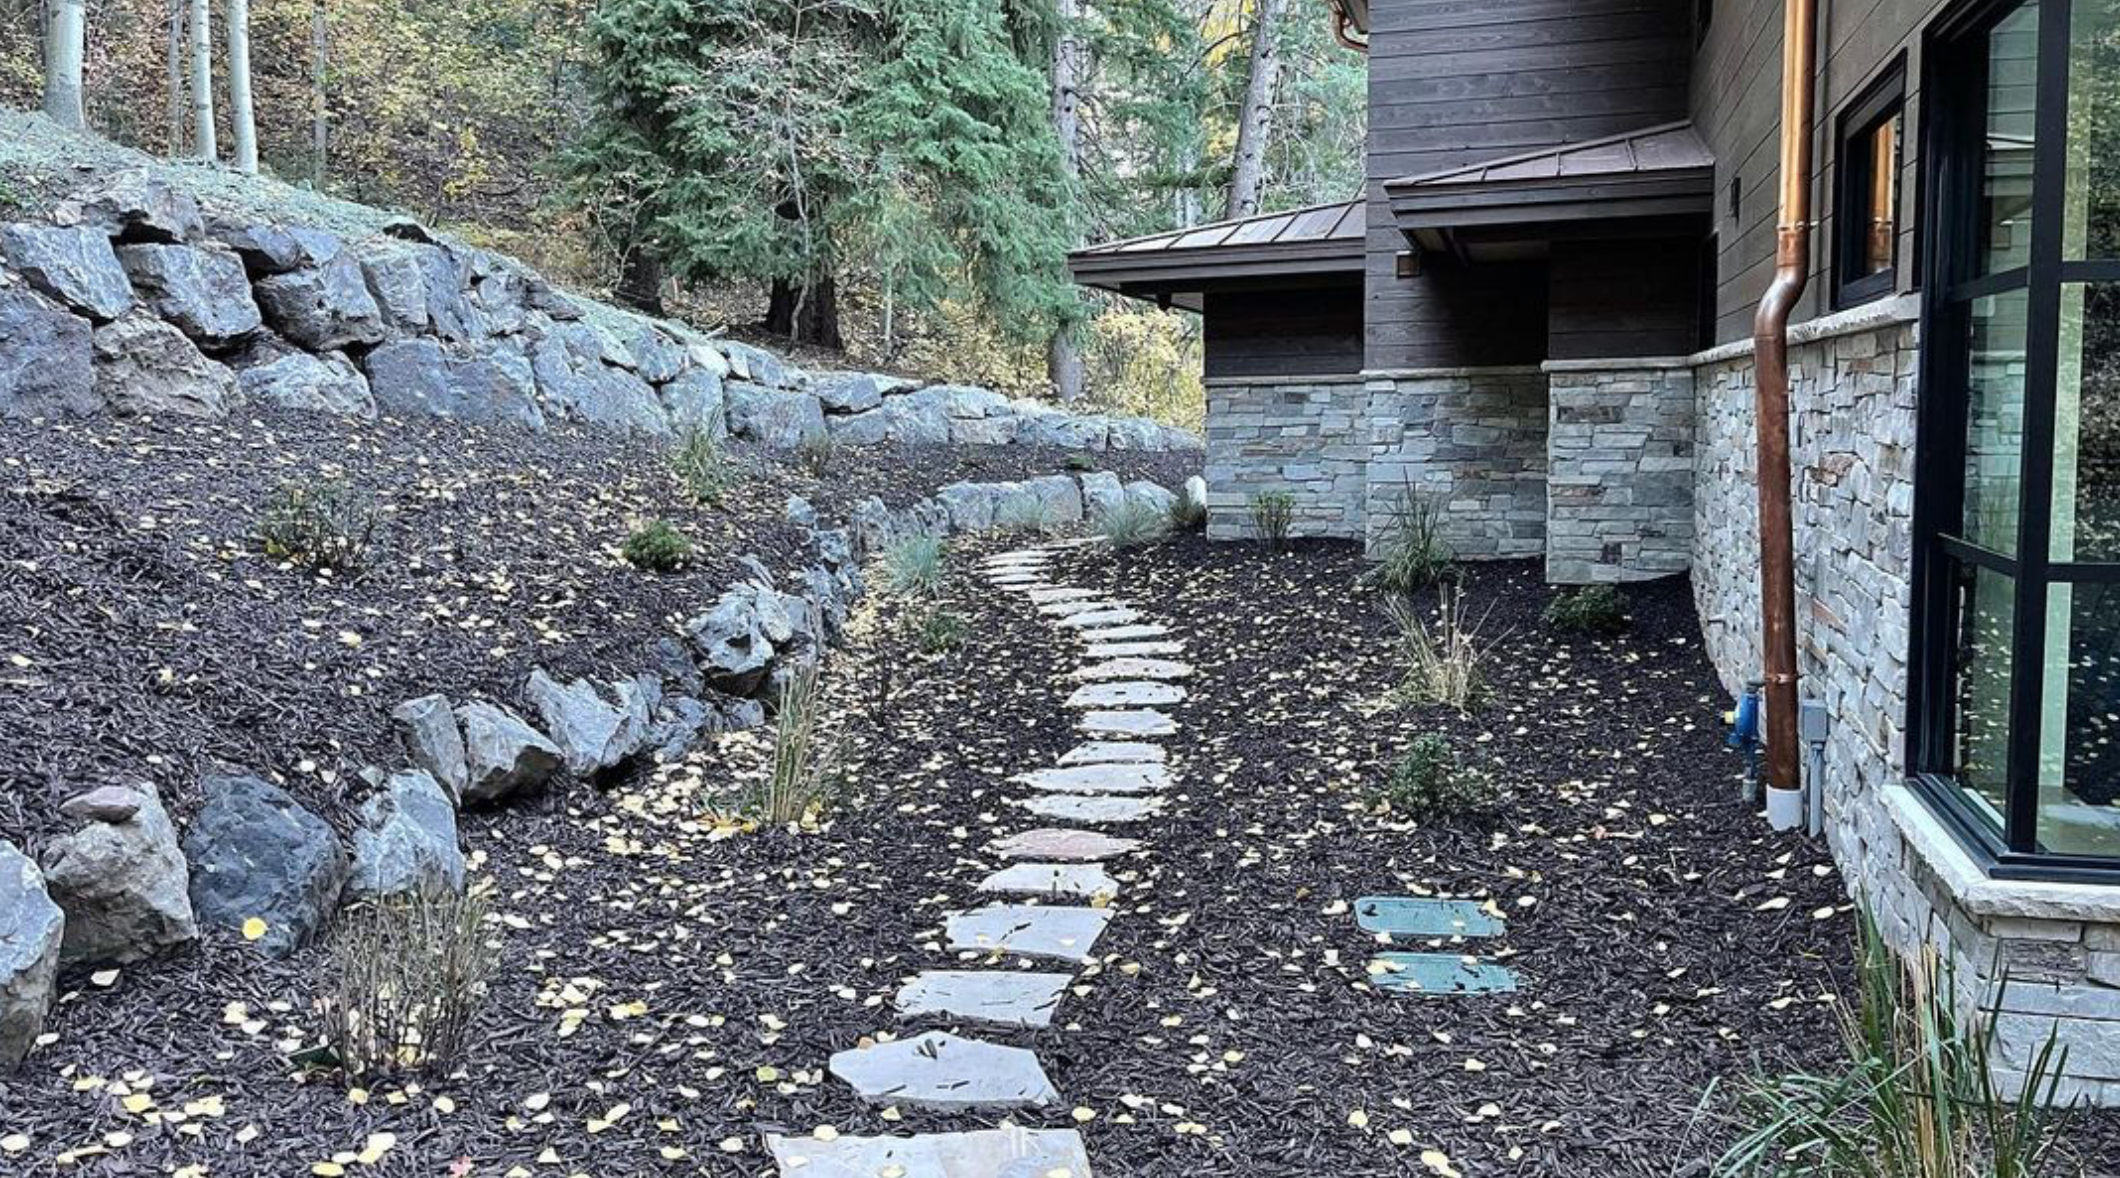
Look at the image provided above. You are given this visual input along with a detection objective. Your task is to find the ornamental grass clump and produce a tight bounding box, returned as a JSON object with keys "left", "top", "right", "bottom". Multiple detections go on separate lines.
{"left": 1544, "top": 583, "right": 1630, "bottom": 635}
{"left": 672, "top": 423, "right": 742, "bottom": 505}
{"left": 622, "top": 519, "right": 692, "bottom": 571}
{"left": 319, "top": 886, "right": 498, "bottom": 1082}
{"left": 257, "top": 479, "right": 379, "bottom": 572}
{"left": 1715, "top": 912, "right": 2079, "bottom": 1178}
{"left": 1375, "top": 733, "right": 1493, "bottom": 818}
{"left": 882, "top": 534, "right": 948, "bottom": 596}
{"left": 1365, "top": 486, "right": 1453, "bottom": 595}
{"left": 1167, "top": 489, "right": 1207, "bottom": 532}
{"left": 795, "top": 432, "right": 837, "bottom": 477}
{"left": 1096, "top": 499, "right": 1171, "bottom": 550}
{"left": 1386, "top": 583, "right": 1497, "bottom": 712}
{"left": 749, "top": 663, "right": 840, "bottom": 825}
{"left": 1250, "top": 490, "right": 1295, "bottom": 551}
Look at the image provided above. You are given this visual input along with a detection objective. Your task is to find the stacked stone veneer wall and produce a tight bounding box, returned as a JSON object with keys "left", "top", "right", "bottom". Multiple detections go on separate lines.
{"left": 1691, "top": 301, "right": 2120, "bottom": 1104}
{"left": 1203, "top": 375, "right": 1370, "bottom": 541}
{"left": 1363, "top": 367, "right": 1549, "bottom": 560}
{"left": 1546, "top": 363, "right": 1696, "bottom": 583}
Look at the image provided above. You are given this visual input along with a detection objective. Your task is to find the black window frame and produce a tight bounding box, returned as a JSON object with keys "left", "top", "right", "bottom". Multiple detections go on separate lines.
{"left": 1910, "top": 0, "right": 2120, "bottom": 883}
{"left": 1833, "top": 57, "right": 1908, "bottom": 308}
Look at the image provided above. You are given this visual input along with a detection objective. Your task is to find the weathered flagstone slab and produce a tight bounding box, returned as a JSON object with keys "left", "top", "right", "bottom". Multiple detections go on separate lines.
{"left": 1019, "top": 762, "right": 1170, "bottom": 794}
{"left": 1072, "top": 657, "right": 1194, "bottom": 681}
{"left": 895, "top": 970, "right": 1074, "bottom": 1028}
{"left": 985, "top": 573, "right": 1045, "bottom": 587}
{"left": 767, "top": 1127, "right": 1092, "bottom": 1178}
{"left": 978, "top": 862, "right": 1118, "bottom": 898}
{"left": 946, "top": 903, "right": 1113, "bottom": 962}
{"left": 1084, "top": 640, "right": 1187, "bottom": 659}
{"left": 990, "top": 827, "right": 1142, "bottom": 861}
{"left": 1356, "top": 896, "right": 1504, "bottom": 939}
{"left": 1056, "top": 607, "right": 1142, "bottom": 629}
{"left": 1023, "top": 794, "right": 1162, "bottom": 823}
{"left": 1027, "top": 587, "right": 1101, "bottom": 605}
{"left": 827, "top": 1031, "right": 1058, "bottom": 1110}
{"left": 1057, "top": 741, "right": 1166, "bottom": 766}
{"left": 1066, "top": 681, "right": 1186, "bottom": 708}
{"left": 1368, "top": 952, "right": 1519, "bottom": 995}
{"left": 1080, "top": 708, "right": 1177, "bottom": 737}
{"left": 1039, "top": 599, "right": 1126, "bottom": 618}
{"left": 1074, "top": 623, "right": 1171, "bottom": 642}
{"left": 984, "top": 549, "right": 1051, "bottom": 565}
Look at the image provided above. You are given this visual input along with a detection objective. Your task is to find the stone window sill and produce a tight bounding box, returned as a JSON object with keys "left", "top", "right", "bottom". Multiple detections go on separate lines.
{"left": 1885, "top": 784, "right": 2120, "bottom": 922}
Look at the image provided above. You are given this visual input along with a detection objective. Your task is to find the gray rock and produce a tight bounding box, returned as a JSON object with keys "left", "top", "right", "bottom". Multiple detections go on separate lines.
{"left": 233, "top": 345, "right": 374, "bottom": 416}
{"left": 94, "top": 313, "right": 239, "bottom": 417}
{"left": 206, "top": 219, "right": 335, "bottom": 277}
{"left": 909, "top": 384, "right": 1011, "bottom": 419}
{"left": 1022, "top": 793, "right": 1164, "bottom": 823}
{"left": 1073, "top": 656, "right": 1193, "bottom": 681}
{"left": 1183, "top": 474, "right": 1209, "bottom": 515}
{"left": 183, "top": 773, "right": 347, "bottom": 958}
{"left": 117, "top": 243, "right": 261, "bottom": 345}
{"left": 0, "top": 282, "right": 97, "bottom": 417}
{"left": 645, "top": 695, "right": 711, "bottom": 762}
{"left": 829, "top": 1031, "right": 1058, "bottom": 1111}
{"left": 1124, "top": 480, "right": 1178, "bottom": 516}
{"left": 935, "top": 481, "right": 1006, "bottom": 532}
{"left": 41, "top": 786, "right": 197, "bottom": 965}
{"left": 348, "top": 770, "right": 465, "bottom": 900}
{"left": 825, "top": 408, "right": 889, "bottom": 446}
{"left": 880, "top": 395, "right": 954, "bottom": 445}
{"left": 530, "top": 327, "right": 669, "bottom": 435}
{"left": 811, "top": 371, "right": 886, "bottom": 414}
{"left": 1079, "top": 708, "right": 1178, "bottom": 738}
{"left": 1163, "top": 423, "right": 1204, "bottom": 450}
{"left": 684, "top": 583, "right": 798, "bottom": 696}
{"left": 801, "top": 564, "right": 850, "bottom": 642}
{"left": 951, "top": 415, "right": 1022, "bottom": 446}
{"left": 686, "top": 342, "right": 732, "bottom": 379}
{"left": 720, "top": 340, "right": 789, "bottom": 388}
{"left": 391, "top": 694, "right": 469, "bottom": 803}
{"left": 1078, "top": 471, "right": 1124, "bottom": 519}
{"left": 989, "top": 827, "right": 1143, "bottom": 861}
{"left": 630, "top": 327, "right": 688, "bottom": 384}
{"left": 785, "top": 495, "right": 819, "bottom": 528}
{"left": 1024, "top": 413, "right": 1110, "bottom": 451}
{"left": 945, "top": 903, "right": 1113, "bottom": 963}
{"left": 365, "top": 337, "right": 544, "bottom": 429}
{"left": 998, "top": 474, "right": 1083, "bottom": 528}
{"left": 1018, "top": 763, "right": 1171, "bottom": 795}
{"left": 0, "top": 839, "right": 63, "bottom": 1070}
{"left": 1107, "top": 417, "right": 1165, "bottom": 451}
{"left": 1, "top": 224, "right": 134, "bottom": 321}
{"left": 894, "top": 970, "right": 1073, "bottom": 1028}
{"left": 454, "top": 701, "right": 563, "bottom": 805}
{"left": 60, "top": 785, "right": 146, "bottom": 824}
{"left": 1058, "top": 741, "right": 1167, "bottom": 766}
{"left": 661, "top": 365, "right": 727, "bottom": 437}
{"left": 726, "top": 382, "right": 827, "bottom": 447}
{"left": 524, "top": 669, "right": 653, "bottom": 777}
{"left": 254, "top": 255, "right": 386, "bottom": 351}
{"left": 76, "top": 172, "right": 203, "bottom": 244}
{"left": 357, "top": 244, "right": 436, "bottom": 334}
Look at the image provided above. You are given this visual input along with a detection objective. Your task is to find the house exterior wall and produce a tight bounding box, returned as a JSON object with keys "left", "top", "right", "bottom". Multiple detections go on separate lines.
{"left": 1547, "top": 362, "right": 1696, "bottom": 583}
{"left": 1364, "top": 368, "right": 1550, "bottom": 559}
{"left": 1202, "top": 375, "right": 1372, "bottom": 541}
{"left": 1203, "top": 284, "right": 1365, "bottom": 379}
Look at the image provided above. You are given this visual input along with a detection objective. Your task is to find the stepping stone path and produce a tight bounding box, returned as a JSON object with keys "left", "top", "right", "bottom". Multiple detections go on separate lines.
{"left": 785, "top": 540, "right": 1192, "bottom": 1174}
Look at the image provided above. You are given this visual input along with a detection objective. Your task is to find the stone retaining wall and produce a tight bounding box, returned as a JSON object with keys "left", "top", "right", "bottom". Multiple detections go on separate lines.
{"left": 1545, "top": 363, "right": 1695, "bottom": 584}
{"left": 1202, "top": 375, "right": 1370, "bottom": 541}
{"left": 1364, "top": 367, "right": 1549, "bottom": 561}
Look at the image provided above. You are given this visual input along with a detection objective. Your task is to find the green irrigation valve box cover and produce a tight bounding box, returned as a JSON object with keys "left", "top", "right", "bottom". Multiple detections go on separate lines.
{"left": 1368, "top": 952, "right": 1518, "bottom": 995}
{"left": 1355, "top": 896, "right": 1503, "bottom": 939}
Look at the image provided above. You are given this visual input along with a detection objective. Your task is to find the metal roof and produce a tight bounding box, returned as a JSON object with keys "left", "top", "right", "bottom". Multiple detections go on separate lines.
{"left": 1069, "top": 200, "right": 1365, "bottom": 304}
{"left": 1384, "top": 122, "right": 1716, "bottom": 245}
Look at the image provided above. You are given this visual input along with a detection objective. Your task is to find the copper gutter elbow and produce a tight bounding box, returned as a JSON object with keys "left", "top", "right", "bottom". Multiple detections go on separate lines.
{"left": 1751, "top": 0, "right": 1818, "bottom": 798}
{"left": 1326, "top": 0, "right": 1368, "bottom": 52}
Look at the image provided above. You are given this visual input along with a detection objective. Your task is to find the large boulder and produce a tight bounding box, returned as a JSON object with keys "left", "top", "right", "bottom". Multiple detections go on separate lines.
{"left": 529, "top": 326, "right": 670, "bottom": 435}
{"left": 721, "top": 341, "right": 792, "bottom": 388}
{"left": 661, "top": 366, "right": 727, "bottom": 437}
{"left": 524, "top": 669, "right": 654, "bottom": 777}
{"left": 879, "top": 396, "right": 953, "bottom": 445}
{"left": 684, "top": 583, "right": 800, "bottom": 697}
{"left": 348, "top": 770, "right": 465, "bottom": 900}
{"left": 951, "top": 415, "right": 1022, "bottom": 446}
{"left": 357, "top": 243, "right": 436, "bottom": 335}
{"left": 0, "top": 839, "right": 64, "bottom": 1070}
{"left": 629, "top": 326, "right": 689, "bottom": 384}
{"left": 391, "top": 694, "right": 469, "bottom": 803}
{"left": 812, "top": 372, "right": 886, "bottom": 415}
{"left": 937, "top": 481, "right": 1009, "bottom": 533}
{"left": 117, "top": 243, "right": 261, "bottom": 346}
{"left": 0, "top": 224, "right": 134, "bottom": 321}
{"left": 75, "top": 172, "right": 204, "bottom": 244}
{"left": 183, "top": 773, "right": 348, "bottom": 959}
{"left": 1078, "top": 471, "right": 1125, "bottom": 519}
{"left": 826, "top": 408, "right": 889, "bottom": 447}
{"left": 726, "top": 382, "right": 827, "bottom": 448}
{"left": 907, "top": 384, "right": 1011, "bottom": 419}
{"left": 205, "top": 218, "right": 340, "bottom": 278}
{"left": 1024, "top": 413, "right": 1110, "bottom": 451}
{"left": 1106, "top": 417, "right": 1166, "bottom": 451}
{"left": 93, "top": 312, "right": 239, "bottom": 417}
{"left": 41, "top": 785, "right": 196, "bottom": 965}
{"left": 254, "top": 254, "right": 387, "bottom": 351}
{"left": 232, "top": 344, "right": 375, "bottom": 416}
{"left": 998, "top": 474, "right": 1084, "bottom": 528}
{"left": 455, "top": 701, "right": 563, "bottom": 805}
{"left": 1183, "top": 475, "right": 1209, "bottom": 516}
{"left": 365, "top": 337, "right": 544, "bottom": 429}
{"left": 1124, "top": 480, "right": 1178, "bottom": 517}
{"left": 0, "top": 282, "right": 97, "bottom": 417}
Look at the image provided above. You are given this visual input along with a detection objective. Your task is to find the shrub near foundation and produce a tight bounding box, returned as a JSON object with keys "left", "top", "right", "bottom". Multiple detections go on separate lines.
{"left": 1365, "top": 486, "right": 1453, "bottom": 595}
{"left": 621, "top": 519, "right": 692, "bottom": 572}
{"left": 1385, "top": 584, "right": 1497, "bottom": 712}
{"left": 1375, "top": 734, "right": 1493, "bottom": 818}
{"left": 1544, "top": 584, "right": 1629, "bottom": 635}
{"left": 1249, "top": 490, "right": 1294, "bottom": 551}
{"left": 1095, "top": 500, "right": 1170, "bottom": 550}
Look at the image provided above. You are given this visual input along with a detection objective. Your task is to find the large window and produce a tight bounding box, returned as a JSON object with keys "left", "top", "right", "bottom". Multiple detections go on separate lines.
{"left": 1914, "top": 0, "right": 2120, "bottom": 879}
{"left": 1835, "top": 61, "right": 1906, "bottom": 307}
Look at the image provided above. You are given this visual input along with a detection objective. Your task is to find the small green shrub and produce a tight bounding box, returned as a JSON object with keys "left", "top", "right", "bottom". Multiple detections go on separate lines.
{"left": 918, "top": 608, "right": 970, "bottom": 653}
{"left": 1096, "top": 499, "right": 1170, "bottom": 550}
{"left": 795, "top": 432, "right": 837, "bottom": 477}
{"left": 1375, "top": 734, "right": 1494, "bottom": 818}
{"left": 622, "top": 520, "right": 692, "bottom": 572}
{"left": 1064, "top": 452, "right": 1097, "bottom": 473}
{"left": 320, "top": 887, "right": 497, "bottom": 1082}
{"left": 257, "top": 480, "right": 379, "bottom": 572}
{"left": 672, "top": 424, "right": 741, "bottom": 505}
{"left": 0, "top": 178, "right": 26, "bottom": 211}
{"left": 1249, "top": 490, "right": 1295, "bottom": 551}
{"left": 882, "top": 534, "right": 947, "bottom": 596}
{"left": 1365, "top": 486, "right": 1453, "bottom": 595}
{"left": 1544, "top": 584, "right": 1629, "bottom": 635}
{"left": 1386, "top": 584, "right": 1496, "bottom": 712}
{"left": 1167, "top": 489, "right": 1207, "bottom": 532}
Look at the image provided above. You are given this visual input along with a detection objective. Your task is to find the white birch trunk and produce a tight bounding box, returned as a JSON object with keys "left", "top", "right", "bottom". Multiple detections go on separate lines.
{"left": 1226, "top": 0, "right": 1285, "bottom": 221}
{"left": 227, "top": 0, "right": 258, "bottom": 173}
{"left": 190, "top": 0, "right": 217, "bottom": 161}
{"left": 311, "top": 0, "right": 329, "bottom": 182}
{"left": 1048, "top": 0, "right": 1086, "bottom": 404}
{"left": 167, "top": 0, "right": 188, "bottom": 154}
{"left": 42, "top": 0, "right": 89, "bottom": 130}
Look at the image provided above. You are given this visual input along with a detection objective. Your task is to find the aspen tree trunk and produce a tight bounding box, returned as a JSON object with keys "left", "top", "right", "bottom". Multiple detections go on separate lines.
{"left": 311, "top": 0, "right": 329, "bottom": 182}
{"left": 1047, "top": 0, "right": 1086, "bottom": 404}
{"left": 1225, "top": 0, "right": 1284, "bottom": 220}
{"left": 167, "top": 0, "right": 188, "bottom": 153}
{"left": 227, "top": 0, "right": 258, "bottom": 173}
{"left": 42, "top": 0, "right": 88, "bottom": 129}
{"left": 190, "top": 0, "right": 217, "bottom": 160}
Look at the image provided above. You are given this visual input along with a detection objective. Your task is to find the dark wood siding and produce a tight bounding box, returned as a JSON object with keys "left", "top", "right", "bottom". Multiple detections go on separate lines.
{"left": 1203, "top": 284, "right": 1365, "bottom": 378}
{"left": 1548, "top": 239, "right": 1702, "bottom": 359}
{"left": 1364, "top": 0, "right": 1696, "bottom": 369}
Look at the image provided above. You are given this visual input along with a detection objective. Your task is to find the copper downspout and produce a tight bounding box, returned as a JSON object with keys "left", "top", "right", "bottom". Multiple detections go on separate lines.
{"left": 1326, "top": 0, "right": 1369, "bottom": 53}
{"left": 1751, "top": 0, "right": 1818, "bottom": 797}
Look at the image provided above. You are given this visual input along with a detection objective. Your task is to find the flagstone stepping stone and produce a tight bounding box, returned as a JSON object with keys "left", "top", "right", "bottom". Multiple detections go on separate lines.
{"left": 1066, "top": 681, "right": 1186, "bottom": 708}
{"left": 990, "top": 827, "right": 1142, "bottom": 861}
{"left": 1072, "top": 657, "right": 1193, "bottom": 681}
{"left": 986, "top": 573, "right": 1045, "bottom": 587}
{"left": 1074, "top": 623, "right": 1170, "bottom": 642}
{"left": 946, "top": 904, "right": 1113, "bottom": 962}
{"left": 1019, "top": 763, "right": 1170, "bottom": 794}
{"left": 1023, "top": 794, "right": 1162, "bottom": 823}
{"left": 1057, "top": 607, "right": 1142, "bottom": 629}
{"left": 978, "top": 862, "right": 1118, "bottom": 898}
{"left": 894, "top": 970, "right": 1074, "bottom": 1028}
{"left": 1368, "top": 952, "right": 1519, "bottom": 995}
{"left": 1027, "top": 587, "right": 1101, "bottom": 604}
{"left": 827, "top": 1031, "right": 1058, "bottom": 1111}
{"left": 767, "top": 1127, "right": 1092, "bottom": 1178}
{"left": 1080, "top": 708, "right": 1177, "bottom": 737}
{"left": 1356, "top": 896, "right": 1504, "bottom": 939}
{"left": 1039, "top": 599, "right": 1126, "bottom": 618}
{"left": 1058, "top": 741, "right": 1166, "bottom": 766}
{"left": 1085, "top": 640, "right": 1187, "bottom": 659}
